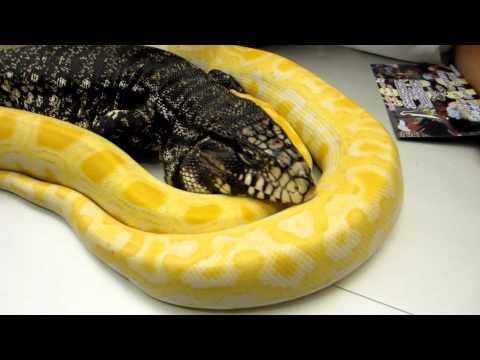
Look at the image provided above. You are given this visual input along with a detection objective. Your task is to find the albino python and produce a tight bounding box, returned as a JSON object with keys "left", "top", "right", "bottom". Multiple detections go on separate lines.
{"left": 0, "top": 45, "right": 403, "bottom": 309}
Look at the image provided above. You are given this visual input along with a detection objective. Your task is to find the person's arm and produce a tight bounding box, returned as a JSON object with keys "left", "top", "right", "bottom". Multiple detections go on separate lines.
{"left": 454, "top": 45, "right": 480, "bottom": 92}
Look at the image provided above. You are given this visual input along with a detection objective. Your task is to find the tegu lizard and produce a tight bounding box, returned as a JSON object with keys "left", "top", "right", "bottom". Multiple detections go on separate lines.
{"left": 0, "top": 45, "right": 315, "bottom": 204}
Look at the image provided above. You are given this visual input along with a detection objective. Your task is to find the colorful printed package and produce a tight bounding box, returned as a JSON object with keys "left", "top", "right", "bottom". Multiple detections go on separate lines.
{"left": 371, "top": 63, "right": 480, "bottom": 139}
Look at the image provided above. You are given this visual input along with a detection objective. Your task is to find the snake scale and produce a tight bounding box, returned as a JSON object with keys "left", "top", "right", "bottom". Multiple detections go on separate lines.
{"left": 0, "top": 45, "right": 403, "bottom": 309}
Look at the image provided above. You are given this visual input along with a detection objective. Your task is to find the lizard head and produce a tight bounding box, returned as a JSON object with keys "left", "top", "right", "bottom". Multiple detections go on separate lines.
{"left": 172, "top": 92, "right": 316, "bottom": 205}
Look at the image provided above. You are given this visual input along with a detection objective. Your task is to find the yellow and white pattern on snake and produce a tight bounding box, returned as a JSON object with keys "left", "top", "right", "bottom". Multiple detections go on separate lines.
{"left": 0, "top": 45, "right": 403, "bottom": 309}
{"left": 0, "top": 108, "right": 283, "bottom": 234}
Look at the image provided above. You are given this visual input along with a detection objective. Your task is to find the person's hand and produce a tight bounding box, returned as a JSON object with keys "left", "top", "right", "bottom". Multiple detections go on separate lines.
{"left": 454, "top": 45, "right": 480, "bottom": 93}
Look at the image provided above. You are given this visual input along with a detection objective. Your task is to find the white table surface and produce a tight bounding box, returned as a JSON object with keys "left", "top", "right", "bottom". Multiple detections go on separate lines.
{"left": 1, "top": 45, "right": 479, "bottom": 315}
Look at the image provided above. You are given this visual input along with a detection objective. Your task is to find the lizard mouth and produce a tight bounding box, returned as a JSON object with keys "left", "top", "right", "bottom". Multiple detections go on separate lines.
{"left": 236, "top": 164, "right": 315, "bottom": 204}
{"left": 173, "top": 135, "right": 315, "bottom": 205}
{"left": 196, "top": 144, "right": 315, "bottom": 204}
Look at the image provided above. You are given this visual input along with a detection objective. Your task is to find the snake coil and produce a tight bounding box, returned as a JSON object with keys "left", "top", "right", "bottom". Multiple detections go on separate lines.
{"left": 0, "top": 45, "right": 403, "bottom": 309}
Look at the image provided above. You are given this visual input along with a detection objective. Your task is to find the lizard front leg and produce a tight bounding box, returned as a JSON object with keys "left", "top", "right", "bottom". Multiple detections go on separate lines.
{"left": 91, "top": 107, "right": 161, "bottom": 160}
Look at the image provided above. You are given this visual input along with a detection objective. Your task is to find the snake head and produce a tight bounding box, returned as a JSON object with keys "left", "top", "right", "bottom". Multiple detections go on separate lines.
{"left": 172, "top": 93, "right": 316, "bottom": 205}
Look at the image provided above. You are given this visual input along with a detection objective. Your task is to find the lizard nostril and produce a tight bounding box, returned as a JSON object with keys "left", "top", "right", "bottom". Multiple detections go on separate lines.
{"left": 267, "top": 138, "right": 284, "bottom": 150}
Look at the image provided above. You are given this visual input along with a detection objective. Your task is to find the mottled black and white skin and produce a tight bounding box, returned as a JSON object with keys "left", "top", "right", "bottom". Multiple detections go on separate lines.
{"left": 0, "top": 45, "right": 315, "bottom": 204}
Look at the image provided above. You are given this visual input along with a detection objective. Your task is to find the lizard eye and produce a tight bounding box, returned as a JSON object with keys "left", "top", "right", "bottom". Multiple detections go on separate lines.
{"left": 238, "top": 153, "right": 253, "bottom": 165}
{"left": 238, "top": 151, "right": 260, "bottom": 166}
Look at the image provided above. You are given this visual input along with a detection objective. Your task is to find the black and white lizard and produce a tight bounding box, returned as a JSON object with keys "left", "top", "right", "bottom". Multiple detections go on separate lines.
{"left": 0, "top": 45, "right": 315, "bottom": 204}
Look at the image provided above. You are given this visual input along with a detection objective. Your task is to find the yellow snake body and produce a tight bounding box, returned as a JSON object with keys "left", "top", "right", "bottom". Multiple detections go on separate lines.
{"left": 0, "top": 45, "right": 403, "bottom": 309}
